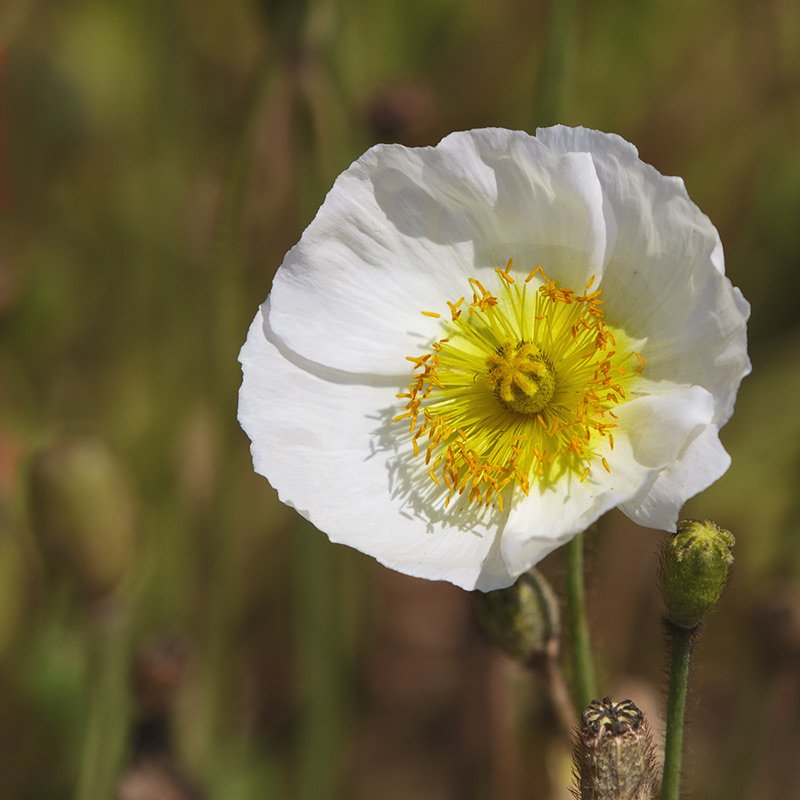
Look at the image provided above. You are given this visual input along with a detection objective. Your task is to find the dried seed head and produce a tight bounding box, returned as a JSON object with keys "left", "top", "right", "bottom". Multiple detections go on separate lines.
{"left": 573, "top": 697, "right": 658, "bottom": 800}
{"left": 472, "top": 568, "right": 559, "bottom": 663}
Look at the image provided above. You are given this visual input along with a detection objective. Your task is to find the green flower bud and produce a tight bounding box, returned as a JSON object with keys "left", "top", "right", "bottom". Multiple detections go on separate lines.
{"left": 472, "top": 568, "right": 559, "bottom": 663}
{"left": 28, "top": 437, "right": 139, "bottom": 600}
{"left": 574, "top": 697, "right": 658, "bottom": 800}
{"left": 660, "top": 519, "right": 734, "bottom": 630}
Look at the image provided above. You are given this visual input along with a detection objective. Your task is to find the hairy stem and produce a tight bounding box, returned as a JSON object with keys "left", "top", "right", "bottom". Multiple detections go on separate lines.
{"left": 564, "top": 532, "right": 597, "bottom": 711}
{"left": 660, "top": 623, "right": 694, "bottom": 800}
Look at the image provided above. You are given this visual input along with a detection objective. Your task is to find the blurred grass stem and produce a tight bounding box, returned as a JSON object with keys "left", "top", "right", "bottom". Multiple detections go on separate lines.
{"left": 564, "top": 533, "right": 597, "bottom": 711}
{"left": 294, "top": 1, "right": 348, "bottom": 796}
{"left": 75, "top": 604, "right": 131, "bottom": 800}
{"left": 660, "top": 623, "right": 693, "bottom": 800}
{"left": 210, "top": 58, "right": 276, "bottom": 404}
{"left": 536, "top": 0, "right": 576, "bottom": 126}
{"left": 539, "top": 638, "right": 578, "bottom": 739}
{"left": 295, "top": 524, "right": 344, "bottom": 800}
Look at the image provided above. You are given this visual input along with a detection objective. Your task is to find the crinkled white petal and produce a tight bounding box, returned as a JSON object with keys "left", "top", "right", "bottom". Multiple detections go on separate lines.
{"left": 535, "top": 125, "right": 751, "bottom": 427}
{"left": 270, "top": 128, "right": 608, "bottom": 375}
{"left": 620, "top": 424, "right": 731, "bottom": 530}
{"left": 495, "top": 385, "right": 716, "bottom": 579}
{"left": 239, "top": 303, "right": 507, "bottom": 590}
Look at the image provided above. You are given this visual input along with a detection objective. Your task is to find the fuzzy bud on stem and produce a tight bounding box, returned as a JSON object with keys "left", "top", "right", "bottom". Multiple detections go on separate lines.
{"left": 573, "top": 697, "right": 658, "bottom": 800}
{"left": 472, "top": 568, "right": 560, "bottom": 664}
{"left": 660, "top": 519, "right": 734, "bottom": 630}
{"left": 28, "top": 437, "right": 139, "bottom": 601}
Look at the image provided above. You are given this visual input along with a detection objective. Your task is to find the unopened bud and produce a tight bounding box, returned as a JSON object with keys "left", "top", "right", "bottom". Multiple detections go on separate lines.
{"left": 573, "top": 697, "right": 658, "bottom": 800}
{"left": 472, "top": 569, "right": 559, "bottom": 663}
{"left": 28, "top": 437, "right": 138, "bottom": 600}
{"left": 660, "top": 519, "right": 734, "bottom": 630}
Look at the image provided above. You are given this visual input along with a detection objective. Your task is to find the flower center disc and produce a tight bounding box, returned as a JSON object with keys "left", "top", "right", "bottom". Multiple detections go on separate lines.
{"left": 485, "top": 341, "right": 556, "bottom": 415}
{"left": 395, "top": 261, "right": 644, "bottom": 511}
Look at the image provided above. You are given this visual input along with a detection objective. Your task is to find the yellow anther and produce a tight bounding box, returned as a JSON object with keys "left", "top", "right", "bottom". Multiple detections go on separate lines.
{"left": 468, "top": 277, "right": 489, "bottom": 297}
{"left": 405, "top": 354, "right": 430, "bottom": 366}
{"left": 495, "top": 267, "right": 515, "bottom": 284}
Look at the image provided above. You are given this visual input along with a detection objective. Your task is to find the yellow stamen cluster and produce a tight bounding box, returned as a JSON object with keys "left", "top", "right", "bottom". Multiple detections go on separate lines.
{"left": 485, "top": 341, "right": 556, "bottom": 415}
{"left": 394, "top": 261, "right": 644, "bottom": 510}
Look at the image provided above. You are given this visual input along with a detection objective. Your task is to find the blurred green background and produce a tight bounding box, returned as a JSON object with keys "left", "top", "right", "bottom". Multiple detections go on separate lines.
{"left": 1, "top": 0, "right": 799, "bottom": 798}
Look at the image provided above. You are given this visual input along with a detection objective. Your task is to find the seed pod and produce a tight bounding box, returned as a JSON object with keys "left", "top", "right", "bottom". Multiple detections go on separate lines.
{"left": 573, "top": 697, "right": 658, "bottom": 800}
{"left": 472, "top": 568, "right": 559, "bottom": 663}
{"left": 660, "top": 519, "right": 734, "bottom": 630}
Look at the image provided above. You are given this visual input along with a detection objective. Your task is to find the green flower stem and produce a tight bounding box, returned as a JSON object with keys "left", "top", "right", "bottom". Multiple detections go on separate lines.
{"left": 660, "top": 623, "right": 694, "bottom": 800}
{"left": 564, "top": 533, "right": 597, "bottom": 711}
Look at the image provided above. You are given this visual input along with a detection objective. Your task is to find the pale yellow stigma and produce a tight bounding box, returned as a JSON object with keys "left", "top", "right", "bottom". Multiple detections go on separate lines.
{"left": 486, "top": 341, "right": 556, "bottom": 415}
{"left": 397, "top": 261, "right": 644, "bottom": 510}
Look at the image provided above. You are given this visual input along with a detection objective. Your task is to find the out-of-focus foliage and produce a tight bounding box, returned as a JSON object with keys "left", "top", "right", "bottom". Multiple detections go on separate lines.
{"left": 0, "top": 0, "right": 798, "bottom": 798}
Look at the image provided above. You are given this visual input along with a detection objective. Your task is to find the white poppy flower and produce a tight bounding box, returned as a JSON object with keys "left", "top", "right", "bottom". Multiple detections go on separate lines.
{"left": 238, "top": 126, "right": 750, "bottom": 591}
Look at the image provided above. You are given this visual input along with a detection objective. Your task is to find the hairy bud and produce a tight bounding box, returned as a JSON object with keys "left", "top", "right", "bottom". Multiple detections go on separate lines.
{"left": 472, "top": 568, "right": 559, "bottom": 663}
{"left": 573, "top": 697, "right": 658, "bottom": 800}
{"left": 660, "top": 519, "right": 734, "bottom": 629}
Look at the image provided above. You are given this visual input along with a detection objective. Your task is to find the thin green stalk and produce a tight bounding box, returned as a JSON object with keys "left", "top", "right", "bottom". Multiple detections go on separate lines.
{"left": 564, "top": 533, "right": 597, "bottom": 711}
{"left": 295, "top": 521, "right": 343, "bottom": 800}
{"left": 536, "top": 0, "right": 577, "bottom": 126}
{"left": 75, "top": 605, "right": 131, "bottom": 800}
{"left": 660, "top": 623, "right": 694, "bottom": 800}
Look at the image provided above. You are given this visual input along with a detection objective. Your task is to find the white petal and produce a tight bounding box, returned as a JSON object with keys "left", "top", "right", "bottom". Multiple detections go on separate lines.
{"left": 269, "top": 128, "right": 608, "bottom": 374}
{"left": 239, "top": 303, "right": 508, "bottom": 590}
{"left": 496, "top": 384, "right": 716, "bottom": 577}
{"left": 615, "top": 384, "right": 715, "bottom": 467}
{"left": 498, "top": 480, "right": 627, "bottom": 582}
{"left": 620, "top": 425, "right": 731, "bottom": 531}
{"left": 535, "top": 125, "right": 751, "bottom": 425}
{"left": 498, "top": 435, "right": 645, "bottom": 578}
{"left": 435, "top": 129, "right": 608, "bottom": 286}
